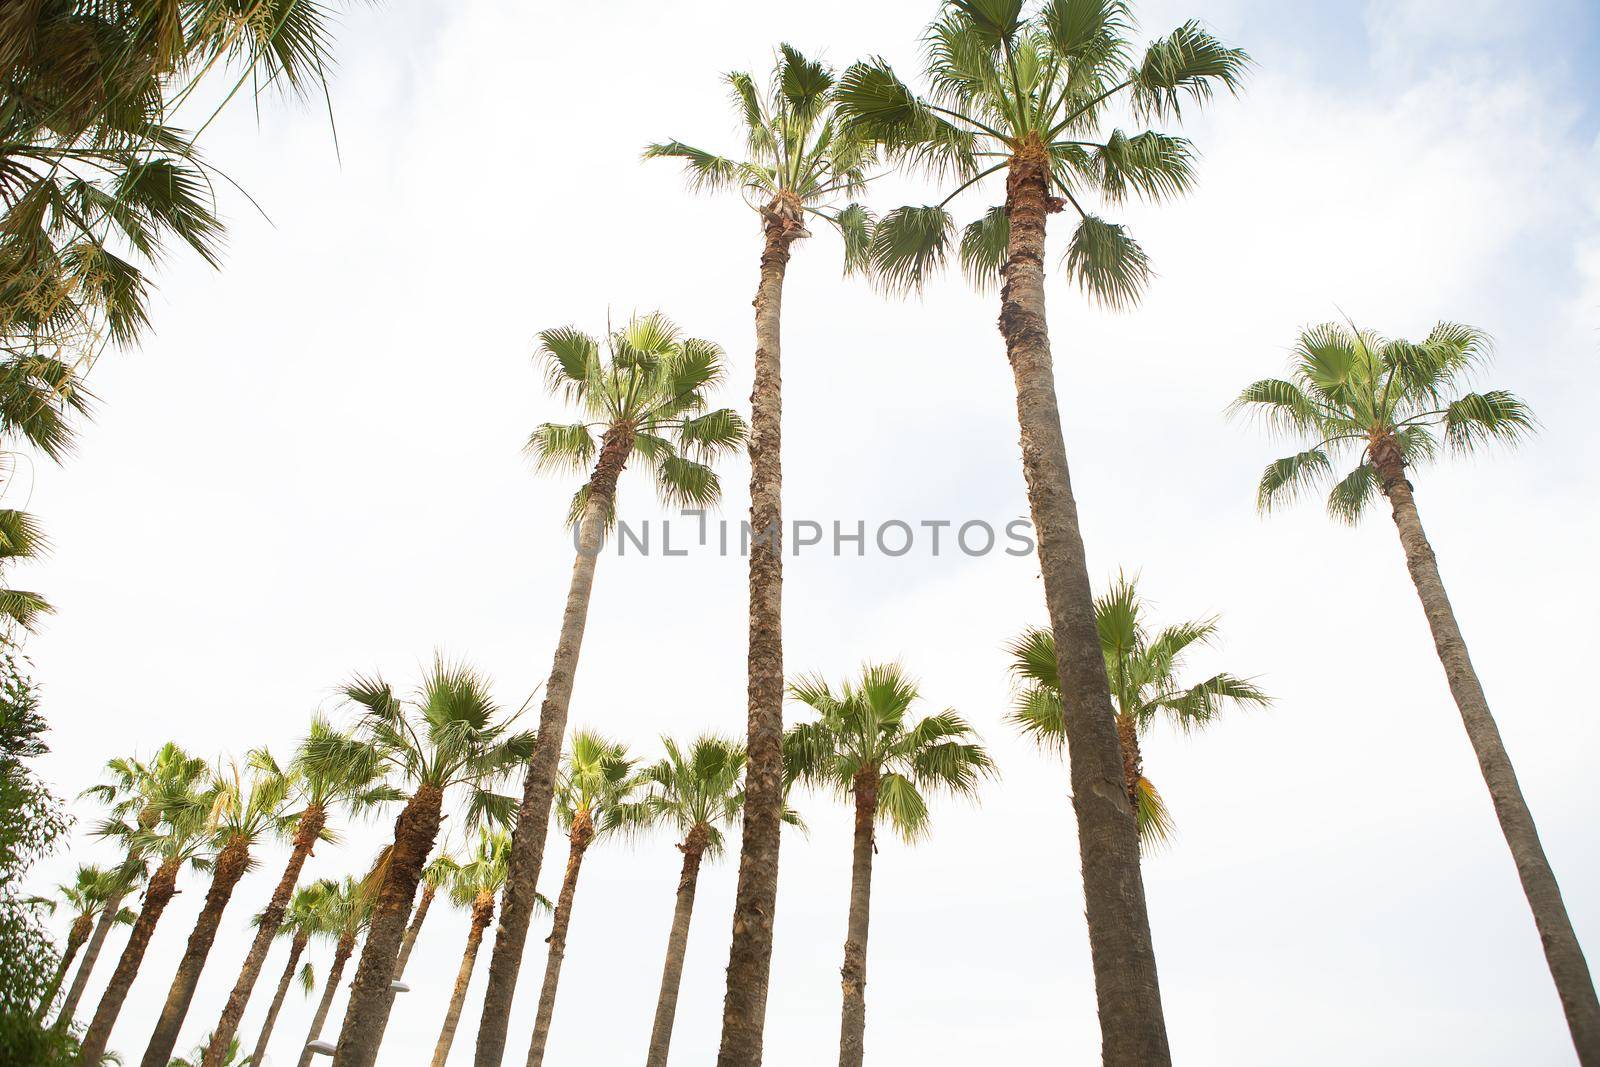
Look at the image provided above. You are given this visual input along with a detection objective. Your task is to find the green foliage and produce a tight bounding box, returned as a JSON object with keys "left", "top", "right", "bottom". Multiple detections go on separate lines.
{"left": 835, "top": 0, "right": 1246, "bottom": 303}
{"left": 445, "top": 826, "right": 515, "bottom": 909}
{"left": 1006, "top": 574, "right": 1267, "bottom": 846}
{"left": 526, "top": 313, "right": 745, "bottom": 526}
{"left": 784, "top": 663, "right": 993, "bottom": 842}
{"left": 637, "top": 735, "right": 748, "bottom": 859}
{"left": 554, "top": 731, "right": 643, "bottom": 840}
{"left": 645, "top": 43, "right": 880, "bottom": 269}
{"left": 321, "top": 655, "right": 537, "bottom": 830}
{"left": 0, "top": 508, "right": 53, "bottom": 631}
{"left": 1231, "top": 321, "right": 1536, "bottom": 523}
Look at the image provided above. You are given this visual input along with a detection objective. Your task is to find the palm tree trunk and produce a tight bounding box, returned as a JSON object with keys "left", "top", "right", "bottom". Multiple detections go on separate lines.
{"left": 332, "top": 785, "right": 444, "bottom": 1067}
{"left": 78, "top": 859, "right": 181, "bottom": 1065}
{"left": 1116, "top": 714, "right": 1142, "bottom": 805}
{"left": 202, "top": 807, "right": 326, "bottom": 1067}
{"left": 474, "top": 428, "right": 632, "bottom": 1067}
{"left": 394, "top": 882, "right": 437, "bottom": 980}
{"left": 1377, "top": 455, "right": 1600, "bottom": 1063}
{"left": 296, "top": 936, "right": 354, "bottom": 1067}
{"left": 718, "top": 202, "right": 804, "bottom": 1067}
{"left": 37, "top": 917, "right": 90, "bottom": 1020}
{"left": 997, "top": 137, "right": 1170, "bottom": 1067}
{"left": 250, "top": 931, "right": 308, "bottom": 1067}
{"left": 54, "top": 887, "right": 125, "bottom": 1029}
{"left": 429, "top": 895, "right": 494, "bottom": 1067}
{"left": 837, "top": 771, "right": 878, "bottom": 1067}
{"left": 645, "top": 826, "right": 709, "bottom": 1067}
{"left": 139, "top": 837, "right": 254, "bottom": 1067}
{"left": 524, "top": 815, "right": 594, "bottom": 1067}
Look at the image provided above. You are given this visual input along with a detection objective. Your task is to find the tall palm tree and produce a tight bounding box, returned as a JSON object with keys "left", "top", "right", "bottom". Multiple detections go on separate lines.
{"left": 199, "top": 721, "right": 399, "bottom": 1067}
{"left": 327, "top": 657, "right": 535, "bottom": 1067}
{"left": 249, "top": 880, "right": 339, "bottom": 1067}
{"left": 642, "top": 49, "right": 875, "bottom": 1067}
{"left": 834, "top": 6, "right": 1245, "bottom": 1061}
{"left": 474, "top": 313, "right": 743, "bottom": 1067}
{"left": 1007, "top": 574, "right": 1268, "bottom": 847}
{"left": 641, "top": 735, "right": 748, "bottom": 1067}
{"left": 1233, "top": 319, "right": 1599, "bottom": 1062}
{"left": 523, "top": 732, "right": 641, "bottom": 1067}
{"left": 58, "top": 743, "right": 206, "bottom": 1031}
{"left": 138, "top": 756, "right": 297, "bottom": 1067}
{"left": 297, "top": 877, "right": 373, "bottom": 1067}
{"left": 33, "top": 864, "right": 135, "bottom": 1021}
{"left": 78, "top": 770, "right": 217, "bottom": 1064}
{"left": 784, "top": 663, "right": 993, "bottom": 1067}
{"left": 429, "top": 828, "right": 515, "bottom": 1067}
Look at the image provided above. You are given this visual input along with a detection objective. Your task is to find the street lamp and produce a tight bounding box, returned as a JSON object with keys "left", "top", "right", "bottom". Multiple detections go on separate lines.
{"left": 304, "top": 1039, "right": 336, "bottom": 1057}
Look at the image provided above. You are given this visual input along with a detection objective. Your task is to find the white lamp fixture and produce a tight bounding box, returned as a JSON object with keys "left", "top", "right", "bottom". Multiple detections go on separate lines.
{"left": 304, "top": 1039, "right": 337, "bottom": 1056}
{"left": 390, "top": 979, "right": 411, "bottom": 993}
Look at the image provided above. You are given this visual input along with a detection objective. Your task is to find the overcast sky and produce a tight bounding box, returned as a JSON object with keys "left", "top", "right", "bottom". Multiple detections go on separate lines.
{"left": 15, "top": 0, "right": 1600, "bottom": 1064}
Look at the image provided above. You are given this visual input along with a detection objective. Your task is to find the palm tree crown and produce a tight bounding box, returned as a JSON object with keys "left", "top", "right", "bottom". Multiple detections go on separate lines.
{"left": 785, "top": 663, "right": 993, "bottom": 840}
{"left": 1007, "top": 574, "right": 1268, "bottom": 845}
{"left": 447, "top": 826, "right": 513, "bottom": 909}
{"left": 640, "top": 735, "right": 748, "bottom": 858}
{"left": 527, "top": 313, "right": 746, "bottom": 524}
{"left": 323, "top": 656, "right": 537, "bottom": 824}
{"left": 645, "top": 43, "right": 876, "bottom": 260}
{"left": 555, "top": 731, "right": 643, "bottom": 840}
{"left": 1231, "top": 320, "right": 1536, "bottom": 522}
{"left": 835, "top": 0, "right": 1247, "bottom": 300}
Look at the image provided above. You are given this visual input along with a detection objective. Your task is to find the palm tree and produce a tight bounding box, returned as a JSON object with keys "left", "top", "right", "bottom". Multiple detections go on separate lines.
{"left": 0, "top": 507, "right": 54, "bottom": 631}
{"left": 474, "top": 313, "right": 743, "bottom": 1067}
{"left": 429, "top": 828, "right": 515, "bottom": 1067}
{"left": 834, "top": 6, "right": 1245, "bottom": 1061}
{"left": 640, "top": 735, "right": 747, "bottom": 1067}
{"left": 523, "top": 732, "right": 641, "bottom": 1067}
{"left": 33, "top": 865, "right": 135, "bottom": 1021}
{"left": 1007, "top": 574, "right": 1268, "bottom": 847}
{"left": 78, "top": 769, "right": 216, "bottom": 1064}
{"left": 138, "top": 756, "right": 297, "bottom": 1067}
{"left": 57, "top": 743, "right": 207, "bottom": 1031}
{"left": 784, "top": 663, "right": 992, "bottom": 1067}
{"left": 297, "top": 877, "right": 374, "bottom": 1067}
{"left": 326, "top": 657, "right": 535, "bottom": 1067}
{"left": 199, "top": 721, "right": 399, "bottom": 1067}
{"left": 642, "top": 48, "right": 876, "bottom": 1067}
{"left": 249, "top": 880, "right": 338, "bottom": 1067}
{"left": 1233, "top": 319, "right": 1599, "bottom": 1062}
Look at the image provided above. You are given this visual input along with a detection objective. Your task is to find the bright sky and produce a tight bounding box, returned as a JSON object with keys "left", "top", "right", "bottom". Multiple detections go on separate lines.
{"left": 17, "top": 0, "right": 1600, "bottom": 1064}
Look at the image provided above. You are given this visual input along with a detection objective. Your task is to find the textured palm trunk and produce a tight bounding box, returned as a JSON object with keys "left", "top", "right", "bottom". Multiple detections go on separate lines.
{"left": 394, "top": 881, "right": 437, "bottom": 980}
{"left": 54, "top": 887, "right": 124, "bottom": 1029}
{"left": 139, "top": 836, "right": 254, "bottom": 1067}
{"left": 645, "top": 825, "right": 710, "bottom": 1067}
{"left": 201, "top": 807, "right": 326, "bottom": 1067}
{"left": 297, "top": 935, "right": 354, "bottom": 1067}
{"left": 332, "top": 784, "right": 444, "bottom": 1067}
{"left": 524, "top": 812, "right": 595, "bottom": 1067}
{"left": 37, "top": 916, "right": 90, "bottom": 1020}
{"left": 78, "top": 859, "right": 181, "bottom": 1065}
{"left": 430, "top": 893, "right": 495, "bottom": 1067}
{"left": 998, "top": 138, "right": 1170, "bottom": 1067}
{"left": 1374, "top": 446, "right": 1600, "bottom": 1064}
{"left": 837, "top": 771, "right": 878, "bottom": 1067}
{"left": 474, "top": 427, "right": 632, "bottom": 1067}
{"left": 718, "top": 200, "right": 805, "bottom": 1067}
{"left": 1115, "top": 714, "right": 1142, "bottom": 806}
{"left": 250, "top": 930, "right": 308, "bottom": 1067}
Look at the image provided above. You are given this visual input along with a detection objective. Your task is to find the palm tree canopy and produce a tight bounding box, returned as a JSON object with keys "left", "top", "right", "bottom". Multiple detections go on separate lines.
{"left": 1230, "top": 320, "right": 1537, "bottom": 523}
{"left": 0, "top": 507, "right": 53, "bottom": 630}
{"left": 83, "top": 741, "right": 210, "bottom": 833}
{"left": 833, "top": 0, "right": 1246, "bottom": 302}
{"left": 1006, "top": 574, "right": 1267, "bottom": 844}
{"left": 525, "top": 312, "right": 746, "bottom": 524}
{"left": 644, "top": 43, "right": 877, "bottom": 262}
{"left": 554, "top": 730, "right": 643, "bottom": 840}
{"left": 48, "top": 864, "right": 137, "bottom": 926}
{"left": 784, "top": 662, "right": 994, "bottom": 842}
{"left": 281, "top": 715, "right": 406, "bottom": 840}
{"left": 85, "top": 741, "right": 217, "bottom": 869}
{"left": 314, "top": 655, "right": 538, "bottom": 829}
{"left": 638, "top": 734, "right": 748, "bottom": 859}
{"left": 191, "top": 753, "right": 298, "bottom": 857}
{"left": 446, "top": 826, "right": 514, "bottom": 908}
